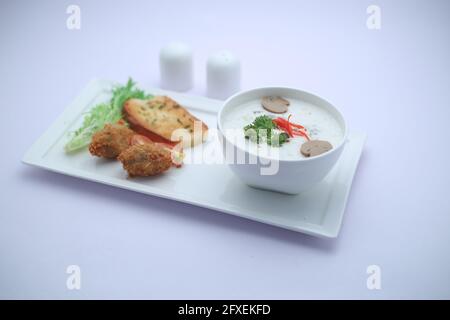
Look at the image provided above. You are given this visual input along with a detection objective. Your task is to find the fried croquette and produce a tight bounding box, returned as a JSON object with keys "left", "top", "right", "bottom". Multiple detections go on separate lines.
{"left": 117, "top": 143, "right": 172, "bottom": 177}
{"left": 89, "top": 124, "right": 134, "bottom": 159}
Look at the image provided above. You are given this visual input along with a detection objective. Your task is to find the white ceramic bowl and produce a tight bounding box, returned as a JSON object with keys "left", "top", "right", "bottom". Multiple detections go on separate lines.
{"left": 217, "top": 87, "right": 348, "bottom": 194}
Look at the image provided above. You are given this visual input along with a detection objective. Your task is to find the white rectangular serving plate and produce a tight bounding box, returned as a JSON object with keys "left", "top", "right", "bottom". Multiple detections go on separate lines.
{"left": 23, "top": 79, "right": 366, "bottom": 238}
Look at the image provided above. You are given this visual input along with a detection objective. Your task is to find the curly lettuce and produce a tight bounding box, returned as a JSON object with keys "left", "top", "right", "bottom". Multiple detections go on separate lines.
{"left": 65, "top": 78, "right": 153, "bottom": 153}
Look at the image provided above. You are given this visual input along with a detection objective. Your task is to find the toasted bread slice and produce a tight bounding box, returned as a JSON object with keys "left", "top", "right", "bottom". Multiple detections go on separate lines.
{"left": 123, "top": 96, "right": 208, "bottom": 147}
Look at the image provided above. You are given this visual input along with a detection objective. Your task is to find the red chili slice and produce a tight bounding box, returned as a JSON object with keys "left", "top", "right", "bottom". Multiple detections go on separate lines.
{"left": 273, "top": 116, "right": 310, "bottom": 140}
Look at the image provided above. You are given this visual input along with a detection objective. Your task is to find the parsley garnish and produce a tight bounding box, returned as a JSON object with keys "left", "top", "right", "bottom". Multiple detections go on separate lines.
{"left": 244, "top": 115, "right": 289, "bottom": 147}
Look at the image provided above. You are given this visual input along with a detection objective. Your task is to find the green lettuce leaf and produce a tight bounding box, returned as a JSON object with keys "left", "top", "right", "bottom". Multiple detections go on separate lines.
{"left": 64, "top": 78, "right": 152, "bottom": 153}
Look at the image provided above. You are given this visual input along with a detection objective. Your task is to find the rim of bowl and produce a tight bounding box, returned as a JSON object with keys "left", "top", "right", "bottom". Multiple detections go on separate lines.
{"left": 217, "top": 86, "right": 348, "bottom": 163}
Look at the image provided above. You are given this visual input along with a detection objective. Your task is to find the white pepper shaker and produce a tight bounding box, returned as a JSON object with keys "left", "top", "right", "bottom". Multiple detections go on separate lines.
{"left": 207, "top": 51, "right": 241, "bottom": 100}
{"left": 159, "top": 42, "right": 193, "bottom": 92}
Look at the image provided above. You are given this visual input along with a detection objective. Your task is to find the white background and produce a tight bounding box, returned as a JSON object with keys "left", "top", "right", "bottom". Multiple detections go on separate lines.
{"left": 1, "top": 0, "right": 449, "bottom": 299}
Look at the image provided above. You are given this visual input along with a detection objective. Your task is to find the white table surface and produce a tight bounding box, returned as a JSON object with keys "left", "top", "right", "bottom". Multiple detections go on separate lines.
{"left": 1, "top": 0, "right": 449, "bottom": 299}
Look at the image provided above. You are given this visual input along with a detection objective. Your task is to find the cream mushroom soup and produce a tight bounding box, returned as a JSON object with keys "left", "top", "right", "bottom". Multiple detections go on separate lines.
{"left": 221, "top": 97, "right": 344, "bottom": 160}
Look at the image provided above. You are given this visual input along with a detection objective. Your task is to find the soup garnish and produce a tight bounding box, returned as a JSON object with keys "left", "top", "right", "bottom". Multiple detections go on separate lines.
{"left": 243, "top": 115, "right": 290, "bottom": 146}
{"left": 273, "top": 115, "right": 310, "bottom": 141}
{"left": 261, "top": 96, "right": 290, "bottom": 113}
{"left": 243, "top": 114, "right": 312, "bottom": 147}
{"left": 300, "top": 140, "right": 333, "bottom": 157}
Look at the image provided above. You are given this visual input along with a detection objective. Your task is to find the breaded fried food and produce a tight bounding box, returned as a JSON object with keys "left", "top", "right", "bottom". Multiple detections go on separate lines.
{"left": 117, "top": 143, "right": 172, "bottom": 177}
{"left": 123, "top": 96, "right": 208, "bottom": 147}
{"left": 89, "top": 123, "right": 134, "bottom": 159}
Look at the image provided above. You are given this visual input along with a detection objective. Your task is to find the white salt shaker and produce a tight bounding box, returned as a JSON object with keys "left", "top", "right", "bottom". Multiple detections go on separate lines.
{"left": 159, "top": 42, "right": 193, "bottom": 92}
{"left": 207, "top": 51, "right": 241, "bottom": 100}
